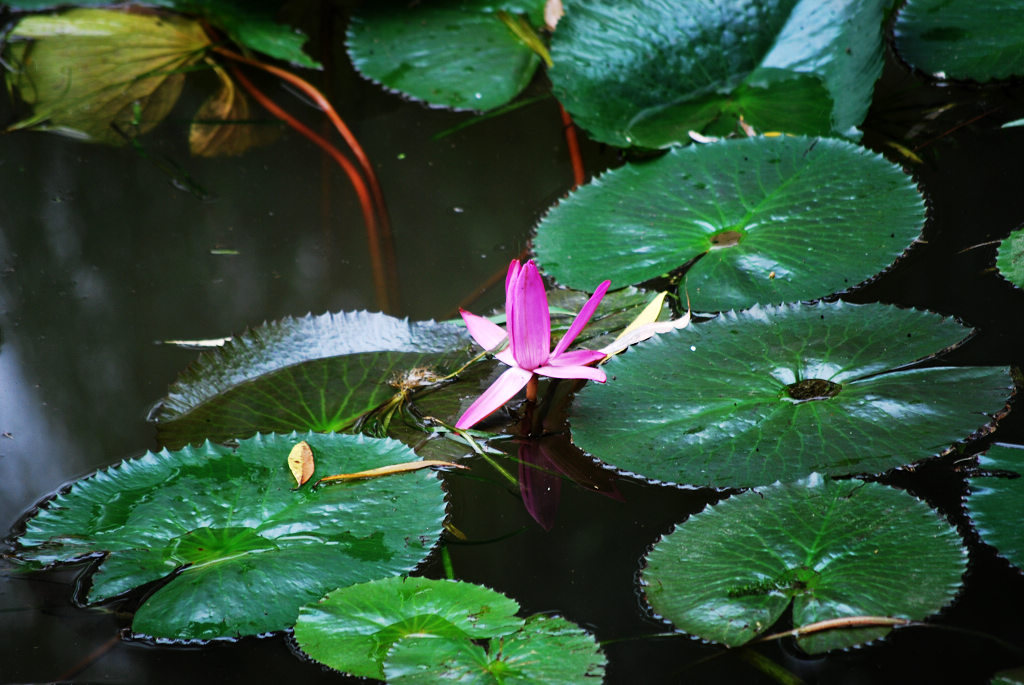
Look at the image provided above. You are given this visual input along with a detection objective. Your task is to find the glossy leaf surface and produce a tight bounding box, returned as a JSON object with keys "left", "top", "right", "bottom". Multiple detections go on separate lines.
{"left": 12, "top": 433, "right": 447, "bottom": 640}
{"left": 549, "top": 0, "right": 886, "bottom": 146}
{"left": 572, "top": 302, "right": 1009, "bottom": 488}
{"left": 535, "top": 136, "right": 925, "bottom": 312}
{"left": 894, "top": 0, "right": 1024, "bottom": 82}
{"left": 966, "top": 443, "right": 1024, "bottom": 572}
{"left": 347, "top": 0, "right": 545, "bottom": 111}
{"left": 642, "top": 475, "right": 967, "bottom": 652}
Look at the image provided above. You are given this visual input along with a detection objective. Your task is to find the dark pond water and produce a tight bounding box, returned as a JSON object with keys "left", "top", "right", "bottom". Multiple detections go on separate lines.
{"left": 2, "top": 7, "right": 1024, "bottom": 684}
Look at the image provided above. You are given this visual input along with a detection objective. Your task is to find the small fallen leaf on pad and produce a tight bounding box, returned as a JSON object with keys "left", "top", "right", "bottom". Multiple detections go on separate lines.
{"left": 287, "top": 440, "right": 315, "bottom": 487}
{"left": 316, "top": 460, "right": 467, "bottom": 486}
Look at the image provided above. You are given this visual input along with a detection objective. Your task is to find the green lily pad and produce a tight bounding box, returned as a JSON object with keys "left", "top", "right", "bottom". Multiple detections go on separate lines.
{"left": 996, "top": 227, "right": 1024, "bottom": 288}
{"left": 12, "top": 432, "right": 447, "bottom": 640}
{"left": 3, "top": 9, "right": 211, "bottom": 144}
{"left": 549, "top": 0, "right": 886, "bottom": 147}
{"left": 293, "top": 576, "right": 525, "bottom": 679}
{"left": 347, "top": 0, "right": 545, "bottom": 112}
{"left": 966, "top": 443, "right": 1024, "bottom": 572}
{"left": 534, "top": 136, "right": 925, "bottom": 312}
{"left": 4, "top": 1, "right": 317, "bottom": 68}
{"left": 571, "top": 301, "right": 1010, "bottom": 488}
{"left": 152, "top": 311, "right": 472, "bottom": 448}
{"left": 641, "top": 475, "right": 967, "bottom": 652}
{"left": 385, "top": 615, "right": 607, "bottom": 683}
{"left": 894, "top": 0, "right": 1024, "bottom": 82}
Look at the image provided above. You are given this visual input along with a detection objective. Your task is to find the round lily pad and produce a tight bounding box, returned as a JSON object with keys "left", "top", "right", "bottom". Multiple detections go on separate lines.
{"left": 549, "top": 0, "right": 886, "bottom": 146}
{"left": 152, "top": 311, "right": 471, "bottom": 448}
{"left": 12, "top": 432, "right": 448, "bottom": 640}
{"left": 533, "top": 135, "right": 925, "bottom": 312}
{"left": 641, "top": 475, "right": 967, "bottom": 653}
{"left": 293, "top": 576, "right": 525, "bottom": 679}
{"left": 346, "top": 1, "right": 544, "bottom": 111}
{"left": 385, "top": 615, "right": 607, "bottom": 683}
{"left": 966, "top": 443, "right": 1024, "bottom": 572}
{"left": 894, "top": 0, "right": 1024, "bottom": 82}
{"left": 571, "top": 301, "right": 1010, "bottom": 488}
{"left": 996, "top": 227, "right": 1024, "bottom": 288}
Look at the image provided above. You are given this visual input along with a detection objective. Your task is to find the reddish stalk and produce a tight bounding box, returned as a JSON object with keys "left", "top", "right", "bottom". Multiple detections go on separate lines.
{"left": 558, "top": 102, "right": 585, "bottom": 189}
{"left": 228, "top": 65, "right": 395, "bottom": 312}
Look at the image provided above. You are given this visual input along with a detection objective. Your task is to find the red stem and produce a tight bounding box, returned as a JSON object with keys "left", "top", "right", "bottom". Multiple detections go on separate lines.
{"left": 558, "top": 102, "right": 585, "bottom": 189}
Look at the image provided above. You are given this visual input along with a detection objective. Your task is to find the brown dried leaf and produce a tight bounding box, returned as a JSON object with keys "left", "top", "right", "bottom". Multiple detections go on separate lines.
{"left": 287, "top": 440, "right": 315, "bottom": 487}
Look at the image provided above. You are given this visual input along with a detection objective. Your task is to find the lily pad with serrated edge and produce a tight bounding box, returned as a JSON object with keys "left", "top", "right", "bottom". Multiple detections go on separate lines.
{"left": 549, "top": 0, "right": 886, "bottom": 147}
{"left": 894, "top": 0, "right": 1024, "bottom": 82}
{"left": 151, "top": 311, "right": 472, "bottom": 449}
{"left": 996, "top": 227, "right": 1024, "bottom": 289}
{"left": 533, "top": 136, "right": 925, "bottom": 313}
{"left": 385, "top": 615, "right": 607, "bottom": 683}
{"left": 966, "top": 443, "right": 1024, "bottom": 572}
{"left": 641, "top": 474, "right": 967, "bottom": 653}
{"left": 11, "top": 432, "right": 447, "bottom": 640}
{"left": 346, "top": 0, "right": 545, "bottom": 112}
{"left": 293, "top": 576, "right": 526, "bottom": 679}
{"left": 571, "top": 301, "right": 1010, "bottom": 488}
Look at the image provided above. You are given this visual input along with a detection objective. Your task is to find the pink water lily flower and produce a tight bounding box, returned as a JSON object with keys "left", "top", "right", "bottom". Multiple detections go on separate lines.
{"left": 455, "top": 259, "right": 611, "bottom": 429}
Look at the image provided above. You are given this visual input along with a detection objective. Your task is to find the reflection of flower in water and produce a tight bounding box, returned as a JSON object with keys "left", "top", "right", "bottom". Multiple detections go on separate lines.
{"left": 517, "top": 435, "right": 623, "bottom": 531}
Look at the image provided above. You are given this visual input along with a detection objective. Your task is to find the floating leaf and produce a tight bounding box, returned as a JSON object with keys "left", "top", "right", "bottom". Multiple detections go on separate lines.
{"left": 385, "top": 615, "right": 607, "bottom": 683}
{"left": 548, "top": 0, "right": 887, "bottom": 147}
{"left": 534, "top": 136, "right": 925, "bottom": 312}
{"left": 572, "top": 301, "right": 1009, "bottom": 488}
{"left": 966, "top": 443, "right": 1024, "bottom": 572}
{"left": 189, "top": 63, "right": 280, "bottom": 157}
{"left": 4, "top": 0, "right": 318, "bottom": 68}
{"left": 12, "top": 432, "right": 447, "bottom": 640}
{"left": 4, "top": 9, "right": 211, "bottom": 144}
{"left": 894, "top": 0, "right": 1024, "bottom": 82}
{"left": 293, "top": 576, "right": 526, "bottom": 679}
{"left": 151, "top": 311, "right": 472, "bottom": 448}
{"left": 996, "top": 227, "right": 1024, "bottom": 289}
{"left": 287, "top": 440, "right": 315, "bottom": 487}
{"left": 641, "top": 475, "right": 967, "bottom": 652}
{"left": 346, "top": 0, "right": 545, "bottom": 111}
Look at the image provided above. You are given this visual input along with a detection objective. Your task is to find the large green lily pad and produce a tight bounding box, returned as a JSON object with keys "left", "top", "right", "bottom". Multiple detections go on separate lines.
{"left": 534, "top": 136, "right": 925, "bottom": 313}
{"left": 549, "top": 0, "right": 886, "bottom": 147}
{"left": 894, "top": 0, "right": 1024, "bottom": 82}
{"left": 642, "top": 475, "right": 967, "bottom": 653}
{"left": 152, "top": 311, "right": 472, "bottom": 448}
{"left": 12, "top": 432, "right": 448, "bottom": 640}
{"left": 294, "top": 576, "right": 605, "bottom": 682}
{"left": 347, "top": 0, "right": 545, "bottom": 111}
{"left": 571, "top": 301, "right": 1009, "bottom": 488}
{"left": 966, "top": 443, "right": 1024, "bottom": 572}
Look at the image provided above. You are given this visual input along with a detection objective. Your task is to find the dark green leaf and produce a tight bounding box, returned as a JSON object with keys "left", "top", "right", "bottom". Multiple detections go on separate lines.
{"left": 549, "top": 0, "right": 886, "bottom": 147}
{"left": 534, "top": 136, "right": 925, "bottom": 312}
{"left": 13, "top": 432, "right": 447, "bottom": 640}
{"left": 572, "top": 302, "right": 1009, "bottom": 488}
{"left": 642, "top": 475, "right": 967, "bottom": 652}
{"left": 894, "top": 0, "right": 1024, "bottom": 82}
{"left": 346, "top": 1, "right": 545, "bottom": 111}
{"left": 966, "top": 443, "right": 1024, "bottom": 572}
{"left": 996, "top": 227, "right": 1024, "bottom": 289}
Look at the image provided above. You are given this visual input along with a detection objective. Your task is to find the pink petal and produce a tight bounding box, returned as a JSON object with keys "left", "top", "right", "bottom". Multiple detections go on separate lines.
{"left": 495, "top": 348, "right": 516, "bottom": 366}
{"left": 508, "top": 260, "right": 551, "bottom": 371}
{"left": 455, "top": 366, "right": 533, "bottom": 429}
{"left": 551, "top": 279, "right": 611, "bottom": 358}
{"left": 505, "top": 259, "right": 521, "bottom": 299}
{"left": 535, "top": 364, "right": 607, "bottom": 382}
{"left": 460, "top": 309, "right": 508, "bottom": 352}
{"left": 548, "top": 349, "right": 606, "bottom": 366}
